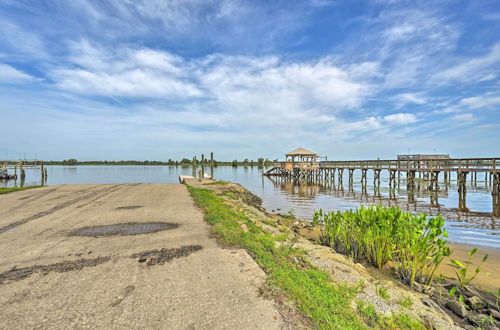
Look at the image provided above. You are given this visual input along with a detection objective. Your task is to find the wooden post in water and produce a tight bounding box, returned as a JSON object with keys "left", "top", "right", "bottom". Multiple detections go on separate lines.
{"left": 192, "top": 156, "right": 196, "bottom": 177}
{"left": 210, "top": 152, "right": 214, "bottom": 180}
{"left": 348, "top": 169, "right": 354, "bottom": 188}
{"left": 201, "top": 154, "right": 205, "bottom": 179}
{"left": 337, "top": 168, "right": 343, "bottom": 187}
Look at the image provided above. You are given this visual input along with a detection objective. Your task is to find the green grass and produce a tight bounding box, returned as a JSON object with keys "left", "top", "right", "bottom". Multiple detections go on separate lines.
{"left": 376, "top": 285, "right": 390, "bottom": 300}
{"left": 398, "top": 296, "right": 414, "bottom": 310}
{"left": 207, "top": 180, "right": 230, "bottom": 185}
{"left": 357, "top": 301, "right": 424, "bottom": 329}
{"left": 187, "top": 185, "right": 425, "bottom": 329}
{"left": 0, "top": 186, "right": 42, "bottom": 195}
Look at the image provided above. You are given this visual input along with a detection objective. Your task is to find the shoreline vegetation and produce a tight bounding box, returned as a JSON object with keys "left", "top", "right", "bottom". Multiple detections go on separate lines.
{"left": 12, "top": 159, "right": 276, "bottom": 166}
{"left": 0, "top": 186, "right": 42, "bottom": 195}
{"left": 185, "top": 179, "right": 500, "bottom": 329}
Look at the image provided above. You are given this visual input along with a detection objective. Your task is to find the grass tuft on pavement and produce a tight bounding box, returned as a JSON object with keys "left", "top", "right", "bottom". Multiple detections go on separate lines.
{"left": 0, "top": 186, "right": 42, "bottom": 195}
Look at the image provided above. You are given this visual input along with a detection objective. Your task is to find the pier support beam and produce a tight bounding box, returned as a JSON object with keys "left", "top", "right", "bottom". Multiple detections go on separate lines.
{"left": 373, "top": 169, "right": 381, "bottom": 188}
{"left": 348, "top": 169, "right": 354, "bottom": 187}
{"left": 337, "top": 168, "right": 344, "bottom": 187}
{"left": 407, "top": 171, "right": 416, "bottom": 191}
{"left": 389, "top": 170, "right": 397, "bottom": 188}
{"left": 428, "top": 171, "right": 440, "bottom": 191}
{"left": 361, "top": 169, "right": 367, "bottom": 187}
{"left": 493, "top": 173, "right": 500, "bottom": 196}
{"left": 457, "top": 172, "right": 469, "bottom": 212}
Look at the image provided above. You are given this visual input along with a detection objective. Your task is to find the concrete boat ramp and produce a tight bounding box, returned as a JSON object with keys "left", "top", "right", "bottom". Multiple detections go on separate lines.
{"left": 0, "top": 184, "right": 284, "bottom": 329}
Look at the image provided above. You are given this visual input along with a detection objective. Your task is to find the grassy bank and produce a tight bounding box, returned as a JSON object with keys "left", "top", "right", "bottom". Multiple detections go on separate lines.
{"left": 0, "top": 186, "right": 42, "bottom": 195}
{"left": 187, "top": 184, "right": 424, "bottom": 329}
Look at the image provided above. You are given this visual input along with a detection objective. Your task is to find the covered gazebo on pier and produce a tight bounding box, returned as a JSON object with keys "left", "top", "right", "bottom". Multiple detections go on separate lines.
{"left": 285, "top": 148, "right": 318, "bottom": 163}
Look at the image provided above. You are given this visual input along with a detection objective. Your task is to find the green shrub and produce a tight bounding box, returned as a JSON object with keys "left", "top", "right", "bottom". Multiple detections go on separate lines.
{"left": 313, "top": 205, "right": 451, "bottom": 287}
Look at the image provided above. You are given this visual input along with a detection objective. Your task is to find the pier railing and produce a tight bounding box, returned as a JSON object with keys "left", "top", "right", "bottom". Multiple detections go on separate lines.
{"left": 273, "top": 158, "right": 499, "bottom": 173}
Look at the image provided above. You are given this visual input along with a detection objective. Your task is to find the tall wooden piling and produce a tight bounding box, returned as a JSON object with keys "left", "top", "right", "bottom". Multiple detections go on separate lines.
{"left": 210, "top": 152, "right": 214, "bottom": 180}
{"left": 361, "top": 169, "right": 367, "bottom": 187}
{"left": 407, "top": 171, "right": 415, "bottom": 191}
{"left": 389, "top": 170, "right": 396, "bottom": 188}
{"left": 373, "top": 169, "right": 381, "bottom": 188}
{"left": 337, "top": 168, "right": 343, "bottom": 187}
{"left": 192, "top": 156, "right": 197, "bottom": 177}
{"left": 201, "top": 154, "right": 205, "bottom": 179}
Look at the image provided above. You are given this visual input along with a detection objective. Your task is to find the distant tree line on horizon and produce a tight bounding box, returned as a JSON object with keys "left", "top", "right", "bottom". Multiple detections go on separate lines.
{"left": 42, "top": 158, "right": 276, "bottom": 167}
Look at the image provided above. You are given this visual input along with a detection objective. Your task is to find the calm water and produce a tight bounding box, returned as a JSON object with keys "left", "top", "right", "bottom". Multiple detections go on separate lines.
{"left": 3, "top": 165, "right": 499, "bottom": 249}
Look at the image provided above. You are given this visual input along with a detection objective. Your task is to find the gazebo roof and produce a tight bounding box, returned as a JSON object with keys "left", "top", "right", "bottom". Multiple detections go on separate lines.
{"left": 285, "top": 148, "right": 317, "bottom": 156}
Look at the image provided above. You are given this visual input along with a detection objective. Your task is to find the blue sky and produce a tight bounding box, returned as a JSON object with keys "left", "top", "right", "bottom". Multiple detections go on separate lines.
{"left": 1, "top": 0, "right": 499, "bottom": 161}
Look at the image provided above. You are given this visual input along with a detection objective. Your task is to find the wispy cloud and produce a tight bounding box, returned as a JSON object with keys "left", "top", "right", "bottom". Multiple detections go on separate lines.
{"left": 0, "top": 63, "right": 38, "bottom": 83}
{"left": 433, "top": 43, "right": 500, "bottom": 84}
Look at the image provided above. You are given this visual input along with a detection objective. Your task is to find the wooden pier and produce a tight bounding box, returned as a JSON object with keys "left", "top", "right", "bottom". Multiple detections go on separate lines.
{"left": 264, "top": 149, "right": 500, "bottom": 196}
{"left": 264, "top": 149, "right": 500, "bottom": 216}
{"left": 266, "top": 158, "right": 499, "bottom": 192}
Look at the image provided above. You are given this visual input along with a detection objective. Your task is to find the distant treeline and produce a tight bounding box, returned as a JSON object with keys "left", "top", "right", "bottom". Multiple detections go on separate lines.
{"left": 42, "top": 158, "right": 276, "bottom": 166}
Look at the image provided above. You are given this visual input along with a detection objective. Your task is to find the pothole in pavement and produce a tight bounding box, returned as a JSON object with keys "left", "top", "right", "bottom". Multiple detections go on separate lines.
{"left": 131, "top": 245, "right": 203, "bottom": 265}
{"left": 0, "top": 257, "right": 110, "bottom": 284}
{"left": 68, "top": 222, "right": 179, "bottom": 237}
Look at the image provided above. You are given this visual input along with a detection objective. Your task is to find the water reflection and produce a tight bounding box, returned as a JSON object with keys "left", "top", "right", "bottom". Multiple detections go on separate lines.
{"left": 264, "top": 174, "right": 499, "bottom": 239}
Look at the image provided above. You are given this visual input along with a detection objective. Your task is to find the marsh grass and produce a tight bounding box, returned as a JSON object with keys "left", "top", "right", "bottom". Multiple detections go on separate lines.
{"left": 313, "top": 205, "right": 451, "bottom": 288}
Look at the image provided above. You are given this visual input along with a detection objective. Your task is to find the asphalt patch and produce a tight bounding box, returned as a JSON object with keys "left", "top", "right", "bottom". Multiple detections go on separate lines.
{"left": 0, "top": 256, "right": 110, "bottom": 284}
{"left": 68, "top": 222, "right": 179, "bottom": 237}
{"left": 116, "top": 205, "right": 143, "bottom": 210}
{"left": 131, "top": 245, "right": 203, "bottom": 266}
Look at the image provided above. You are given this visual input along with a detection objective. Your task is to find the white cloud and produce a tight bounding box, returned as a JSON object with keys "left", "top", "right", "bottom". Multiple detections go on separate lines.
{"left": 460, "top": 94, "right": 500, "bottom": 109}
{"left": 51, "top": 41, "right": 202, "bottom": 98}
{"left": 451, "top": 113, "right": 477, "bottom": 122}
{"left": 433, "top": 43, "right": 500, "bottom": 83}
{"left": 48, "top": 42, "right": 370, "bottom": 112}
{"left": 0, "top": 63, "right": 37, "bottom": 83}
{"left": 375, "top": 8, "right": 460, "bottom": 88}
{"left": 383, "top": 113, "right": 417, "bottom": 125}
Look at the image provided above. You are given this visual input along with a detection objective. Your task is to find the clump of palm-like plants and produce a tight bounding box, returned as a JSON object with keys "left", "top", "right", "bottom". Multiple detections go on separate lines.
{"left": 312, "top": 205, "right": 451, "bottom": 287}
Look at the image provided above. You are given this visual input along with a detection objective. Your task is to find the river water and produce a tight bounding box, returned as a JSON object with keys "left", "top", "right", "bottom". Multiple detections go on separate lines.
{"left": 2, "top": 165, "right": 499, "bottom": 249}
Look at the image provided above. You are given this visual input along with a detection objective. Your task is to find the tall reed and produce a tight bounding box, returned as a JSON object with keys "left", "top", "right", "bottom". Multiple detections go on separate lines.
{"left": 313, "top": 205, "right": 450, "bottom": 287}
